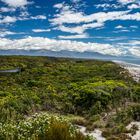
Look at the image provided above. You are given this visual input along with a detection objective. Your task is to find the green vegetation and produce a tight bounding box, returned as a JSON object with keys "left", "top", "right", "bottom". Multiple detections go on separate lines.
{"left": 0, "top": 112, "right": 91, "bottom": 140}
{"left": 0, "top": 56, "right": 140, "bottom": 139}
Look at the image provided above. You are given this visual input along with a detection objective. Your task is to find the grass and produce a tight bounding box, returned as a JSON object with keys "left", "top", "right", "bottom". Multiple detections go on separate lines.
{"left": 39, "top": 118, "right": 90, "bottom": 140}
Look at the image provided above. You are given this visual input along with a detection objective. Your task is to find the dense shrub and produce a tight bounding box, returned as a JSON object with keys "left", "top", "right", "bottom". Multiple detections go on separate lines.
{"left": 0, "top": 113, "right": 91, "bottom": 140}
{"left": 0, "top": 56, "right": 139, "bottom": 139}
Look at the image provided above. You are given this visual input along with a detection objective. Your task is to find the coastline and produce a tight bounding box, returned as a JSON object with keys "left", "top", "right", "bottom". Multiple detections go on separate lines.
{"left": 113, "top": 60, "right": 140, "bottom": 82}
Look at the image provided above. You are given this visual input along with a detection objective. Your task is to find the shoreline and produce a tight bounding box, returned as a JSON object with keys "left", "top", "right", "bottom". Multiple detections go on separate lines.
{"left": 113, "top": 60, "right": 140, "bottom": 82}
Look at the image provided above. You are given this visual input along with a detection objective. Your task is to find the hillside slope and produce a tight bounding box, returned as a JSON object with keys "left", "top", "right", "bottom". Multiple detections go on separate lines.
{"left": 0, "top": 56, "right": 140, "bottom": 140}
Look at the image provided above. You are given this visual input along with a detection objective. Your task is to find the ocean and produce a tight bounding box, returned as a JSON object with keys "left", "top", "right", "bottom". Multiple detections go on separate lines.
{"left": 120, "top": 58, "right": 140, "bottom": 65}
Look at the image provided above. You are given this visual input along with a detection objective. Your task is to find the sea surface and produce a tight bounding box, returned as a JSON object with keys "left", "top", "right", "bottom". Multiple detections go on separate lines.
{"left": 120, "top": 58, "right": 140, "bottom": 65}
{"left": 112, "top": 58, "right": 140, "bottom": 66}
{"left": 108, "top": 57, "right": 140, "bottom": 66}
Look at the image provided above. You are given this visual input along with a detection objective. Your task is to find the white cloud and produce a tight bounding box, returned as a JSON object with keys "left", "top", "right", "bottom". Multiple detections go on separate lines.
{"left": 119, "top": 12, "right": 140, "bottom": 20}
{"left": 130, "top": 25, "right": 138, "bottom": 28}
{"left": 117, "top": 40, "right": 140, "bottom": 46}
{"left": 58, "top": 33, "right": 89, "bottom": 39}
{"left": 129, "top": 47, "right": 140, "bottom": 57}
{"left": 1, "top": 0, "right": 29, "bottom": 8}
{"left": 53, "top": 3, "right": 64, "bottom": 9}
{"left": 30, "top": 15, "right": 47, "bottom": 20}
{"left": 104, "top": 36, "right": 129, "bottom": 41}
{"left": 0, "top": 36, "right": 139, "bottom": 58}
{"left": 129, "top": 40, "right": 140, "bottom": 45}
{"left": 55, "top": 22, "right": 104, "bottom": 34}
{"left": 0, "top": 30, "right": 24, "bottom": 37}
{"left": 0, "top": 16, "right": 17, "bottom": 23}
{"left": 51, "top": 6, "right": 132, "bottom": 33}
{"left": 51, "top": 8, "right": 140, "bottom": 26}
{"left": 0, "top": 15, "right": 47, "bottom": 24}
{"left": 20, "top": 11, "right": 30, "bottom": 17}
{"left": 71, "top": 0, "right": 81, "bottom": 3}
{"left": 50, "top": 10, "right": 129, "bottom": 25}
{"left": 32, "top": 29, "right": 51, "bottom": 32}
{"left": 0, "top": 7, "right": 16, "bottom": 12}
{"left": 114, "top": 25, "right": 132, "bottom": 33}
{"left": 114, "top": 25, "right": 138, "bottom": 33}
{"left": 0, "top": 36, "right": 125, "bottom": 56}
{"left": 17, "top": 15, "right": 47, "bottom": 21}
{"left": 118, "top": 0, "right": 135, "bottom": 5}
{"left": 113, "top": 29, "right": 130, "bottom": 33}
{"left": 50, "top": 3, "right": 140, "bottom": 30}
{"left": 55, "top": 25, "right": 84, "bottom": 34}
{"left": 50, "top": 4, "right": 140, "bottom": 35}
{"left": 50, "top": 6, "right": 140, "bottom": 34}
{"left": 128, "top": 4, "right": 140, "bottom": 9}
{"left": 95, "top": 4, "right": 121, "bottom": 10}
{"left": 53, "top": 3, "right": 71, "bottom": 12}
{"left": 0, "top": 31, "right": 16, "bottom": 37}
{"left": 115, "top": 25, "right": 126, "bottom": 29}
{"left": 119, "top": 29, "right": 130, "bottom": 32}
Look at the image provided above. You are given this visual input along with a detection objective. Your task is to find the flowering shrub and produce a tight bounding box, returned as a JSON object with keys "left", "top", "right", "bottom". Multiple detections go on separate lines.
{"left": 0, "top": 112, "right": 92, "bottom": 140}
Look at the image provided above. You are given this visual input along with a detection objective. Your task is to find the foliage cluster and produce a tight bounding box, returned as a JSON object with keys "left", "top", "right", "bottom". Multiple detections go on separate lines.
{"left": 0, "top": 56, "right": 139, "bottom": 139}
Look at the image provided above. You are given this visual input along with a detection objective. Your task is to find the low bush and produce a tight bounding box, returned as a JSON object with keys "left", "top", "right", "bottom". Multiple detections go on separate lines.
{"left": 0, "top": 113, "right": 92, "bottom": 140}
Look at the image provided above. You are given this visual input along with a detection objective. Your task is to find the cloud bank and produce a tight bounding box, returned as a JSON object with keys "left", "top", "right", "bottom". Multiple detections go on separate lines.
{"left": 0, "top": 36, "right": 125, "bottom": 56}
{"left": 1, "top": 0, "right": 29, "bottom": 8}
{"left": 51, "top": 3, "right": 140, "bottom": 35}
{"left": 0, "top": 36, "right": 140, "bottom": 58}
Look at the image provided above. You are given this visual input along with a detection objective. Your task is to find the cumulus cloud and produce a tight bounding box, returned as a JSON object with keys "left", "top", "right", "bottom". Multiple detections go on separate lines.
{"left": 32, "top": 29, "right": 51, "bottom": 32}
{"left": 117, "top": 40, "right": 140, "bottom": 46}
{"left": 0, "top": 31, "right": 16, "bottom": 37}
{"left": 0, "top": 36, "right": 125, "bottom": 56}
{"left": 30, "top": 15, "right": 47, "bottom": 20}
{"left": 118, "top": 0, "right": 135, "bottom": 5}
{"left": 0, "top": 16, "right": 17, "bottom": 23}
{"left": 17, "top": 15, "right": 47, "bottom": 21}
{"left": 20, "top": 11, "right": 30, "bottom": 17}
{"left": 96, "top": 0, "right": 140, "bottom": 10}
{"left": 50, "top": 3, "right": 140, "bottom": 35}
{"left": 0, "top": 30, "right": 25, "bottom": 37}
{"left": 129, "top": 47, "right": 140, "bottom": 57}
{"left": 130, "top": 25, "right": 138, "bottom": 28}
{"left": 114, "top": 25, "right": 138, "bottom": 33}
{"left": 114, "top": 25, "right": 131, "bottom": 33}
{"left": 55, "top": 25, "right": 84, "bottom": 34}
{"left": 113, "top": 29, "right": 130, "bottom": 33}
{"left": 51, "top": 9, "right": 140, "bottom": 26}
{"left": 53, "top": 3, "right": 64, "bottom": 9}
{"left": 115, "top": 25, "right": 126, "bottom": 29}
{"left": 0, "top": 7, "right": 16, "bottom": 12}
{"left": 129, "top": 40, "right": 140, "bottom": 45}
{"left": 0, "top": 36, "right": 139, "bottom": 58}
{"left": 51, "top": 5, "right": 139, "bottom": 34}
{"left": 50, "top": 10, "right": 129, "bottom": 25}
{"left": 55, "top": 22, "right": 104, "bottom": 34}
{"left": 71, "top": 0, "right": 81, "bottom": 3}
{"left": 95, "top": 4, "right": 121, "bottom": 10}
{"left": 0, "top": 15, "right": 47, "bottom": 24}
{"left": 1, "top": 0, "right": 29, "bottom": 8}
{"left": 128, "top": 4, "right": 140, "bottom": 9}
{"left": 58, "top": 33, "right": 90, "bottom": 39}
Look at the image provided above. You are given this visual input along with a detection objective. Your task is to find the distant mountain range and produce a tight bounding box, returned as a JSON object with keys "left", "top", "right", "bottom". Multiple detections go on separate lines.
{"left": 0, "top": 49, "right": 139, "bottom": 65}
{"left": 0, "top": 49, "right": 129, "bottom": 58}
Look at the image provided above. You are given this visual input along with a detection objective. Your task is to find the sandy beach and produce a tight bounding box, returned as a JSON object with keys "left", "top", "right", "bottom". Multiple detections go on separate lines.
{"left": 76, "top": 125, "right": 105, "bottom": 140}
{"left": 113, "top": 60, "right": 140, "bottom": 82}
{"left": 127, "top": 122, "right": 140, "bottom": 140}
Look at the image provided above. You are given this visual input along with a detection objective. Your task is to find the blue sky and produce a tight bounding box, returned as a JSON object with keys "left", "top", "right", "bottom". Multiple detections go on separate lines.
{"left": 0, "top": 0, "right": 140, "bottom": 58}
